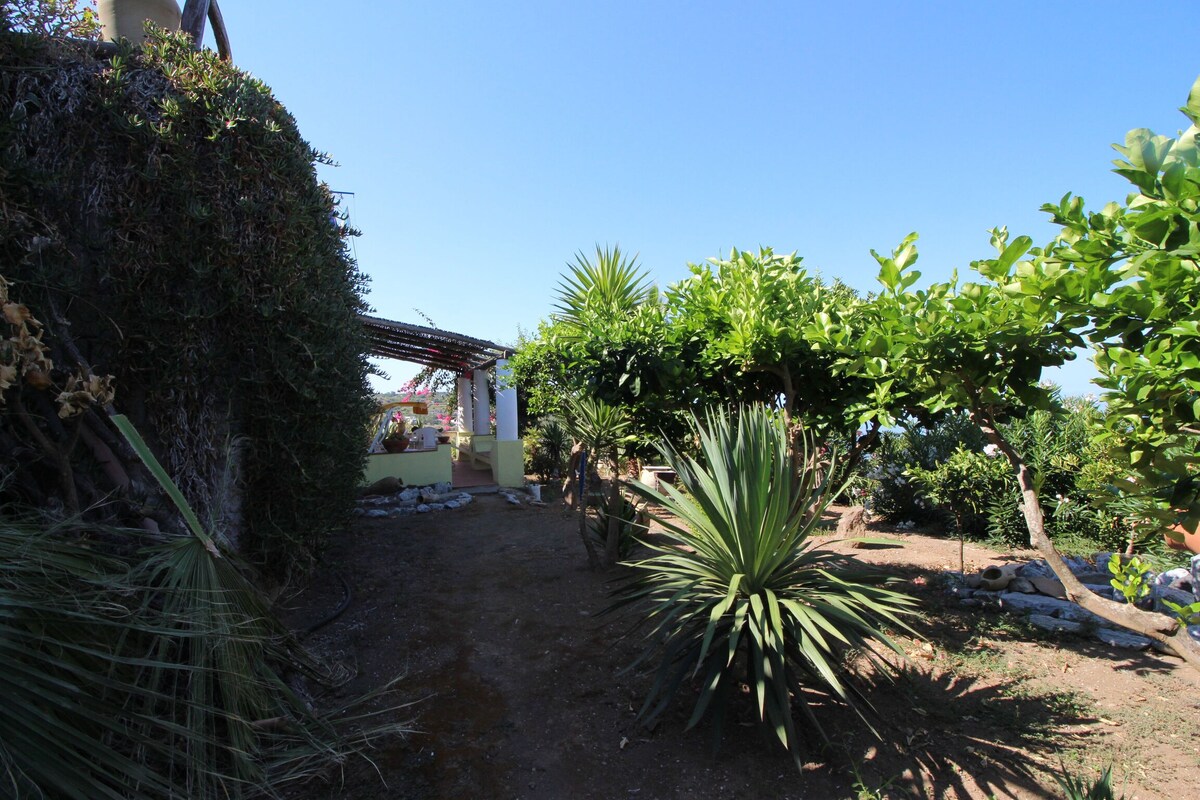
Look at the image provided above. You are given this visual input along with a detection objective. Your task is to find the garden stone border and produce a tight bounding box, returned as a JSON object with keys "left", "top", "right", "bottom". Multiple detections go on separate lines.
{"left": 946, "top": 552, "right": 1200, "bottom": 652}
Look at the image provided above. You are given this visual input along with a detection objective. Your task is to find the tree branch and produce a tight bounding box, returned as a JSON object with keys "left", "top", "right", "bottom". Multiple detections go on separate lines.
{"left": 972, "top": 405, "right": 1200, "bottom": 671}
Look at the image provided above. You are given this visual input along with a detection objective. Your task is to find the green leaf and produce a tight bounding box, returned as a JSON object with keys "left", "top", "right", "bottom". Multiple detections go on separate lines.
{"left": 110, "top": 414, "right": 219, "bottom": 556}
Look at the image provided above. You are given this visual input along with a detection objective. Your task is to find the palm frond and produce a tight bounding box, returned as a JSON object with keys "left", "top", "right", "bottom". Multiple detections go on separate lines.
{"left": 0, "top": 414, "right": 413, "bottom": 798}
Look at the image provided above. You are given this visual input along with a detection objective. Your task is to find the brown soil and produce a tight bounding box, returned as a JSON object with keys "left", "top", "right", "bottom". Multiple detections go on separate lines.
{"left": 283, "top": 497, "right": 1200, "bottom": 800}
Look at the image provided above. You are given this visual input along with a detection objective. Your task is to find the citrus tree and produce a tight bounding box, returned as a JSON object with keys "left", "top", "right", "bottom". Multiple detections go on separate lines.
{"left": 513, "top": 246, "right": 887, "bottom": 468}
{"left": 1043, "top": 77, "right": 1200, "bottom": 525}
{"left": 810, "top": 73, "right": 1200, "bottom": 668}
{"left": 668, "top": 248, "right": 882, "bottom": 462}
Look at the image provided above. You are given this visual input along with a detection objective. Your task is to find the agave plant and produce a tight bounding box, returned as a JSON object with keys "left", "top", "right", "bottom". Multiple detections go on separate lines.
{"left": 587, "top": 490, "right": 649, "bottom": 561}
{"left": 1054, "top": 764, "right": 1124, "bottom": 800}
{"left": 613, "top": 405, "right": 918, "bottom": 762}
{"left": 529, "top": 414, "right": 571, "bottom": 483}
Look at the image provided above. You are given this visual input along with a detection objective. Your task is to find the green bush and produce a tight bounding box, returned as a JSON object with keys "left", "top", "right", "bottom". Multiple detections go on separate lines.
{"left": 613, "top": 406, "right": 918, "bottom": 762}
{"left": 985, "top": 399, "right": 1131, "bottom": 553}
{"left": 863, "top": 397, "right": 1133, "bottom": 554}
{"left": 866, "top": 412, "right": 986, "bottom": 524}
{"left": 908, "top": 445, "right": 1011, "bottom": 536}
{"left": 525, "top": 414, "right": 571, "bottom": 484}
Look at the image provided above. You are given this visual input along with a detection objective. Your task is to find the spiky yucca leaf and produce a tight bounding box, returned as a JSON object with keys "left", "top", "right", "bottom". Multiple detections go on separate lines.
{"left": 565, "top": 396, "right": 630, "bottom": 455}
{"left": 614, "top": 405, "right": 918, "bottom": 763}
{"left": 553, "top": 245, "right": 653, "bottom": 328}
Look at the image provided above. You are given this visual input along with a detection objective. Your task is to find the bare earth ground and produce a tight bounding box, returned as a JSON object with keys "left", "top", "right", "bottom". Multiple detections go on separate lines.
{"left": 282, "top": 495, "right": 1200, "bottom": 800}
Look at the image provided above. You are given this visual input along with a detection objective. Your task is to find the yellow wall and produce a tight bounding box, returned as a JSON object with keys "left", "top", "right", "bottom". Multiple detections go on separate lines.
{"left": 362, "top": 444, "right": 452, "bottom": 487}
{"left": 491, "top": 440, "right": 524, "bottom": 487}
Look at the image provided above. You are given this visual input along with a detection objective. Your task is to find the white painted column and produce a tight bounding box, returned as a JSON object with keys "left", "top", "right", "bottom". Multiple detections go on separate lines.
{"left": 495, "top": 358, "right": 518, "bottom": 442}
{"left": 472, "top": 368, "right": 490, "bottom": 435}
{"left": 456, "top": 374, "right": 473, "bottom": 432}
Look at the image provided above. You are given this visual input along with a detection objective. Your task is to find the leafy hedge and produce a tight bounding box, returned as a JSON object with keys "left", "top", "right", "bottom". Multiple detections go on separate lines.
{"left": 0, "top": 23, "right": 372, "bottom": 578}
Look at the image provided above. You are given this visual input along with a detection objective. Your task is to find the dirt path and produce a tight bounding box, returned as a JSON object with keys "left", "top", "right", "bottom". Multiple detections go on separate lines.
{"left": 285, "top": 496, "right": 1200, "bottom": 800}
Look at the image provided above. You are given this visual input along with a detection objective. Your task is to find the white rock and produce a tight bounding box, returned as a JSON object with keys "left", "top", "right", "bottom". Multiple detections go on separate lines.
{"left": 416, "top": 504, "right": 431, "bottom": 513}
{"left": 1094, "top": 628, "right": 1152, "bottom": 650}
{"left": 1155, "top": 567, "right": 1191, "bottom": 587}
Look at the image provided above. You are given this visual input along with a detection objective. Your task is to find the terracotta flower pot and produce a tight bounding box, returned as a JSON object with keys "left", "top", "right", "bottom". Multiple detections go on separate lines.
{"left": 97, "top": 0, "right": 181, "bottom": 43}
{"left": 382, "top": 436, "right": 409, "bottom": 454}
{"left": 1165, "top": 520, "right": 1200, "bottom": 554}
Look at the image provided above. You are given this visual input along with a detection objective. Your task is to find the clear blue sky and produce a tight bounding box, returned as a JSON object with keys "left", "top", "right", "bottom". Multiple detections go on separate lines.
{"left": 217, "top": 0, "right": 1199, "bottom": 395}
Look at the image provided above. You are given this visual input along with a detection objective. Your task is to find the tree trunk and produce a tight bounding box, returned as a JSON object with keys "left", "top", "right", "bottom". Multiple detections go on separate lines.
{"left": 974, "top": 409, "right": 1200, "bottom": 671}
{"left": 563, "top": 442, "right": 583, "bottom": 511}
{"left": 575, "top": 448, "right": 601, "bottom": 569}
{"left": 604, "top": 450, "right": 623, "bottom": 565}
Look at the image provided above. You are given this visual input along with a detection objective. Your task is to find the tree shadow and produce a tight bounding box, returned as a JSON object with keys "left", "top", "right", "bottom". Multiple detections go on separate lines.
{"left": 865, "top": 665, "right": 1092, "bottom": 799}
{"left": 779, "top": 560, "right": 1184, "bottom": 798}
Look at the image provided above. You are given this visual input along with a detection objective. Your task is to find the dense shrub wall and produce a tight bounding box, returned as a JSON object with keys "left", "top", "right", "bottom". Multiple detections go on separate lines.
{"left": 0, "top": 26, "right": 372, "bottom": 577}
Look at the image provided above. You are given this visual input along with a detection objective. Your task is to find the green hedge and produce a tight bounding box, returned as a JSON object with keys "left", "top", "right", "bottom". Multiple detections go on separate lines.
{"left": 0, "top": 24, "right": 373, "bottom": 578}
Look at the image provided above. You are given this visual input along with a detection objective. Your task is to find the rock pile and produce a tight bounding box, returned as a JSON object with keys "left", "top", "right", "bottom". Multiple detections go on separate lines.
{"left": 353, "top": 482, "right": 474, "bottom": 518}
{"left": 948, "top": 552, "right": 1200, "bottom": 651}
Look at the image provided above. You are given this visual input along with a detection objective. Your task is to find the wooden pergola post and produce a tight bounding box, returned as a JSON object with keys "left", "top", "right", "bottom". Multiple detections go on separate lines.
{"left": 180, "top": 0, "right": 231, "bottom": 60}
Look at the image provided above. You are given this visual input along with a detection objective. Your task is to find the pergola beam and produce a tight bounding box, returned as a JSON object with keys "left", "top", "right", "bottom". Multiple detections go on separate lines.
{"left": 359, "top": 314, "right": 510, "bottom": 372}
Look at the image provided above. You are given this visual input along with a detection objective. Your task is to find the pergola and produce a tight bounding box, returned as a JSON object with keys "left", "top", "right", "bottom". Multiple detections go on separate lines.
{"left": 359, "top": 314, "right": 523, "bottom": 487}
{"left": 359, "top": 315, "right": 511, "bottom": 372}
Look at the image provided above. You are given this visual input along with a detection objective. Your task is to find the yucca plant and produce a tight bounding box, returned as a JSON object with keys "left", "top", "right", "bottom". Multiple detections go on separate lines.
{"left": 565, "top": 396, "right": 634, "bottom": 567}
{"left": 587, "top": 491, "right": 649, "bottom": 561}
{"left": 529, "top": 414, "right": 571, "bottom": 483}
{"left": 613, "top": 405, "right": 919, "bottom": 764}
{"left": 1054, "top": 764, "right": 1124, "bottom": 800}
{"left": 553, "top": 244, "right": 653, "bottom": 329}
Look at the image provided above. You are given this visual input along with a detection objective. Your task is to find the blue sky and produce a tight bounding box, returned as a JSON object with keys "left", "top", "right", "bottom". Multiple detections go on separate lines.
{"left": 217, "top": 1, "right": 1199, "bottom": 395}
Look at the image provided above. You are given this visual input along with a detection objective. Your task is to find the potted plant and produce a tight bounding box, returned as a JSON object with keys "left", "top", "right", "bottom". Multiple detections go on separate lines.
{"left": 381, "top": 415, "right": 409, "bottom": 453}
{"left": 1166, "top": 519, "right": 1200, "bottom": 554}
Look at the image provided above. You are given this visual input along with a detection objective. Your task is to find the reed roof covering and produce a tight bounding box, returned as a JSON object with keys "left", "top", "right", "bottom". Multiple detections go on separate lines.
{"left": 359, "top": 315, "right": 511, "bottom": 372}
